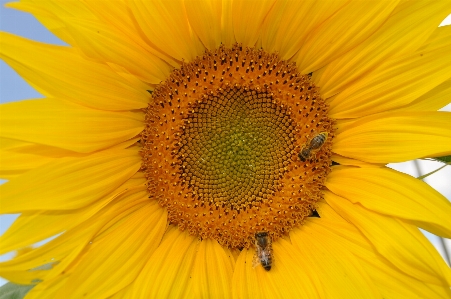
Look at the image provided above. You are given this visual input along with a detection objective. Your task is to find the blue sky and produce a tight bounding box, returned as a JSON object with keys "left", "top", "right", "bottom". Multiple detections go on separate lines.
{"left": 1, "top": 0, "right": 450, "bottom": 287}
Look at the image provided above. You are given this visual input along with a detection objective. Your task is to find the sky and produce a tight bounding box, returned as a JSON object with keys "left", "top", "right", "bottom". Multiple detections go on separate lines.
{"left": 0, "top": 0, "right": 450, "bottom": 287}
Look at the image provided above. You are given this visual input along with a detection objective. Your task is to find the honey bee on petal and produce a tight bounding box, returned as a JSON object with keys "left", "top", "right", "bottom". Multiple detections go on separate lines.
{"left": 253, "top": 232, "right": 273, "bottom": 271}
{"left": 298, "top": 132, "right": 328, "bottom": 162}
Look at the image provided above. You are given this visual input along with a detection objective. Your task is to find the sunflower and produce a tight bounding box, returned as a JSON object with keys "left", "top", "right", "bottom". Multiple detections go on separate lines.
{"left": 1, "top": 0, "right": 451, "bottom": 298}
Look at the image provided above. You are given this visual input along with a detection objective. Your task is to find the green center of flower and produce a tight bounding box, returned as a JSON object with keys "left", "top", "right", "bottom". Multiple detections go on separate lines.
{"left": 141, "top": 44, "right": 334, "bottom": 248}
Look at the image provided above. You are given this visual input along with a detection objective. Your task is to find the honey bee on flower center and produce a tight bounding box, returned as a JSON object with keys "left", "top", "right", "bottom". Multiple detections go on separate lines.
{"left": 298, "top": 132, "right": 328, "bottom": 162}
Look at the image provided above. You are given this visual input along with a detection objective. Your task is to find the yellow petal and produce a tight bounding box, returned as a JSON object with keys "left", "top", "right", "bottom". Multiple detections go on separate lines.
{"left": 130, "top": 227, "right": 198, "bottom": 299}
{"left": 0, "top": 138, "right": 31, "bottom": 151}
{"left": 0, "top": 98, "right": 143, "bottom": 153}
{"left": 328, "top": 25, "right": 451, "bottom": 118}
{"left": 5, "top": 0, "right": 94, "bottom": 46}
{"left": 62, "top": 17, "right": 170, "bottom": 84}
{"left": 0, "top": 183, "right": 146, "bottom": 262}
{"left": 270, "top": 238, "right": 324, "bottom": 298}
{"left": 325, "top": 191, "right": 451, "bottom": 286}
{"left": 0, "top": 214, "right": 100, "bottom": 284}
{"left": 191, "top": 238, "right": 234, "bottom": 299}
{"left": 231, "top": 249, "right": 264, "bottom": 299}
{"left": 0, "top": 137, "right": 134, "bottom": 157}
{"left": 24, "top": 276, "right": 68, "bottom": 299}
{"left": 231, "top": 0, "right": 275, "bottom": 47}
{"left": 184, "top": 0, "right": 237, "bottom": 50}
{"left": 313, "top": 201, "right": 451, "bottom": 298}
{"left": 291, "top": 223, "right": 381, "bottom": 298}
{"left": 106, "top": 283, "right": 134, "bottom": 299}
{"left": 128, "top": 0, "right": 205, "bottom": 62}
{"left": 219, "top": 0, "right": 235, "bottom": 48}
{"left": 0, "top": 149, "right": 57, "bottom": 179}
{"left": 0, "top": 149, "right": 141, "bottom": 213}
{"left": 261, "top": 0, "right": 348, "bottom": 61}
{"left": 0, "top": 211, "right": 76, "bottom": 258}
{"left": 326, "top": 167, "right": 451, "bottom": 238}
{"left": 0, "top": 137, "right": 139, "bottom": 180}
{"left": 53, "top": 201, "right": 167, "bottom": 299}
{"left": 361, "top": 254, "right": 451, "bottom": 299}
{"left": 294, "top": 0, "right": 400, "bottom": 73}
{"left": 78, "top": 0, "right": 181, "bottom": 68}
{"left": 333, "top": 111, "right": 451, "bottom": 163}
{"left": 8, "top": 0, "right": 175, "bottom": 80}
{"left": 397, "top": 79, "right": 451, "bottom": 112}
{"left": 231, "top": 238, "right": 323, "bottom": 298}
{"left": 0, "top": 176, "right": 145, "bottom": 255}
{"left": 0, "top": 32, "right": 149, "bottom": 111}
{"left": 0, "top": 185, "right": 150, "bottom": 285}
{"left": 314, "top": 1, "right": 451, "bottom": 98}
{"left": 184, "top": 0, "right": 223, "bottom": 51}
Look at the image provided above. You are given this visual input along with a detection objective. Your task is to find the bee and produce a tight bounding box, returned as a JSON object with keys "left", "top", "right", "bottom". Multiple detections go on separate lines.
{"left": 298, "top": 132, "right": 328, "bottom": 162}
{"left": 253, "top": 232, "right": 273, "bottom": 271}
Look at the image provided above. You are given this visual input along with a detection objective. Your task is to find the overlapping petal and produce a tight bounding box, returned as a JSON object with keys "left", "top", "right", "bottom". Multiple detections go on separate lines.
{"left": 24, "top": 276, "right": 69, "bottom": 299}
{"left": 185, "top": 0, "right": 224, "bottom": 50}
{"left": 0, "top": 138, "right": 140, "bottom": 180}
{"left": 261, "top": 0, "right": 347, "bottom": 62}
{"left": 128, "top": 0, "right": 205, "bottom": 62}
{"left": 191, "top": 239, "right": 235, "bottom": 299}
{"left": 232, "top": 239, "right": 322, "bottom": 298}
{"left": 0, "top": 149, "right": 141, "bottom": 213}
{"left": 130, "top": 227, "right": 199, "bottom": 298}
{"left": 328, "top": 25, "right": 451, "bottom": 118}
{"left": 0, "top": 32, "right": 150, "bottom": 110}
{"left": 326, "top": 167, "right": 451, "bottom": 238}
{"left": 231, "top": 250, "right": 264, "bottom": 299}
{"left": 325, "top": 191, "right": 451, "bottom": 287}
{"left": 229, "top": 0, "right": 276, "bottom": 48}
{"left": 398, "top": 79, "right": 451, "bottom": 112}
{"left": 313, "top": 202, "right": 451, "bottom": 298}
{"left": 63, "top": 17, "right": 170, "bottom": 84}
{"left": 7, "top": 2, "right": 169, "bottom": 84}
{"left": 80, "top": 0, "right": 181, "bottom": 68}
{"left": 0, "top": 98, "right": 143, "bottom": 153}
{"left": 314, "top": 1, "right": 451, "bottom": 98}
{"left": 53, "top": 200, "right": 167, "bottom": 299}
{"left": 5, "top": 0, "right": 96, "bottom": 46}
{"left": 291, "top": 223, "right": 381, "bottom": 298}
{"left": 293, "top": 0, "right": 400, "bottom": 73}
{"left": 333, "top": 111, "right": 451, "bottom": 163}
{"left": 0, "top": 139, "right": 66, "bottom": 175}
{"left": 0, "top": 174, "right": 145, "bottom": 255}
{"left": 0, "top": 185, "right": 152, "bottom": 285}
{"left": 0, "top": 220, "right": 97, "bottom": 284}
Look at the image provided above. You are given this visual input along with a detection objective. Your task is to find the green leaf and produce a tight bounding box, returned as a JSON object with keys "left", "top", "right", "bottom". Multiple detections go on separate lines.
{"left": 430, "top": 155, "right": 451, "bottom": 163}
{"left": 0, "top": 283, "right": 34, "bottom": 299}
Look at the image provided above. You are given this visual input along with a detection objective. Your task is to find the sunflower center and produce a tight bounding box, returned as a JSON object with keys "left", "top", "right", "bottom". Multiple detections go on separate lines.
{"left": 179, "top": 87, "right": 295, "bottom": 210}
{"left": 141, "top": 44, "right": 334, "bottom": 248}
